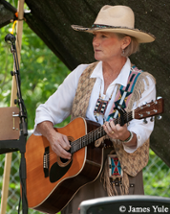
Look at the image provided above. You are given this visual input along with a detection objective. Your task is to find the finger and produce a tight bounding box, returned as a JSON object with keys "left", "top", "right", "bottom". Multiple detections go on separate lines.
{"left": 103, "top": 122, "right": 114, "bottom": 135}
{"left": 55, "top": 133, "right": 71, "bottom": 151}
{"left": 60, "top": 149, "right": 72, "bottom": 160}
{"left": 62, "top": 135, "right": 71, "bottom": 150}
{"left": 107, "top": 122, "right": 115, "bottom": 134}
{"left": 56, "top": 144, "right": 72, "bottom": 160}
{"left": 103, "top": 122, "right": 110, "bottom": 133}
{"left": 109, "top": 121, "right": 116, "bottom": 133}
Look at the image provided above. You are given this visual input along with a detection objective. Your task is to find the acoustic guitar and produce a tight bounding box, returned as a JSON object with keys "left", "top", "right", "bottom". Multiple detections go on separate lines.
{"left": 25, "top": 98, "right": 163, "bottom": 213}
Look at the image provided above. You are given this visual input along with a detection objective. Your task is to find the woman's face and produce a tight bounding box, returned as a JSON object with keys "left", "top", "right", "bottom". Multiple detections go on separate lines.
{"left": 92, "top": 32, "right": 124, "bottom": 62}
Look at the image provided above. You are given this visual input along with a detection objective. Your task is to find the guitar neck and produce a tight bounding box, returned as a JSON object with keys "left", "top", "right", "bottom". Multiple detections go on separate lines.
{"left": 71, "top": 110, "right": 133, "bottom": 154}
{"left": 70, "top": 97, "right": 164, "bottom": 154}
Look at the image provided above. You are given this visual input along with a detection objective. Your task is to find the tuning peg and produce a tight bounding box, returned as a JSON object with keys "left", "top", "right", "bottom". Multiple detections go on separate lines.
{"left": 140, "top": 102, "right": 147, "bottom": 109}
{"left": 156, "top": 96, "right": 162, "bottom": 100}
{"left": 157, "top": 115, "right": 162, "bottom": 120}
{"left": 143, "top": 118, "right": 148, "bottom": 124}
{"left": 150, "top": 116, "right": 155, "bottom": 122}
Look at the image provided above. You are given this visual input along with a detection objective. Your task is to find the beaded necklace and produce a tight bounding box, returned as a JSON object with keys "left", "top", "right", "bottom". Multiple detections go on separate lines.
{"left": 94, "top": 81, "right": 114, "bottom": 123}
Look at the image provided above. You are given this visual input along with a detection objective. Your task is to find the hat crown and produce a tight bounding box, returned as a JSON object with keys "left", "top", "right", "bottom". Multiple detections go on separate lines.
{"left": 94, "top": 5, "right": 135, "bottom": 29}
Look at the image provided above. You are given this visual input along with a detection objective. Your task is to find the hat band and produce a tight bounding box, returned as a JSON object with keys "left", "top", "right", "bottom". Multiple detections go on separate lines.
{"left": 91, "top": 24, "right": 135, "bottom": 30}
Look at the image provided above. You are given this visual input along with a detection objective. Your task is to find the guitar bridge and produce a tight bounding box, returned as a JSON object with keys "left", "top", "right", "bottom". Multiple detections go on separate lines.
{"left": 43, "top": 146, "right": 49, "bottom": 177}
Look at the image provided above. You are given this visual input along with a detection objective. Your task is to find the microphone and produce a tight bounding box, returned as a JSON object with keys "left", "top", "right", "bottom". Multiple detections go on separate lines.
{"left": 5, "top": 33, "right": 16, "bottom": 44}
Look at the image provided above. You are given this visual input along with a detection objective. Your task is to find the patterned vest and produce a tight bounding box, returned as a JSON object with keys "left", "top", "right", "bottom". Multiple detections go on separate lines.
{"left": 71, "top": 62, "right": 155, "bottom": 177}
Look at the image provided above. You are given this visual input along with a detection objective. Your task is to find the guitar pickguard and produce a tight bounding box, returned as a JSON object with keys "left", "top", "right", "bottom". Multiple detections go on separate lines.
{"left": 50, "top": 159, "right": 73, "bottom": 183}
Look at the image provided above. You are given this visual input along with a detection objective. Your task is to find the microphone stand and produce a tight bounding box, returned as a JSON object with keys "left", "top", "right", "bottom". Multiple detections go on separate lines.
{"left": 10, "top": 39, "right": 28, "bottom": 137}
{"left": 0, "top": 34, "right": 28, "bottom": 214}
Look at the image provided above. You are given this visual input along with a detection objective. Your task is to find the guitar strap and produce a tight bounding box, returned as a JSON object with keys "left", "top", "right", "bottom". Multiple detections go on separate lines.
{"left": 102, "top": 65, "right": 145, "bottom": 196}
{"left": 107, "top": 65, "right": 143, "bottom": 122}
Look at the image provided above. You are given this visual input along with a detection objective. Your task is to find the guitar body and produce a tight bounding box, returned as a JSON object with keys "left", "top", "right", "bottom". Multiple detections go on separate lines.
{"left": 25, "top": 117, "right": 104, "bottom": 213}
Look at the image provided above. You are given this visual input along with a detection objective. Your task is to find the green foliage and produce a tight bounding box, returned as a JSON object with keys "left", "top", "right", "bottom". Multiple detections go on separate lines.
{"left": 143, "top": 149, "right": 170, "bottom": 197}
{"left": 0, "top": 21, "right": 71, "bottom": 129}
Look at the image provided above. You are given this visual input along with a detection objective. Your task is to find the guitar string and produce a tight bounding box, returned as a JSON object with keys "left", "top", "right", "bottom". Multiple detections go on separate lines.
{"left": 70, "top": 111, "right": 133, "bottom": 153}
{"left": 44, "top": 110, "right": 135, "bottom": 158}
{"left": 71, "top": 111, "right": 132, "bottom": 147}
{"left": 43, "top": 111, "right": 133, "bottom": 160}
{"left": 71, "top": 101, "right": 157, "bottom": 151}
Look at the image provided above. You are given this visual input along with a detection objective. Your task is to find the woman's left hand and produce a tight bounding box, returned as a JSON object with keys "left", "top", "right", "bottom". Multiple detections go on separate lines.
{"left": 103, "top": 120, "right": 130, "bottom": 141}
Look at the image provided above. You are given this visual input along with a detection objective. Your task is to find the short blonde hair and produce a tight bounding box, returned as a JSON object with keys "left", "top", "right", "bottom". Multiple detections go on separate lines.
{"left": 116, "top": 33, "right": 139, "bottom": 57}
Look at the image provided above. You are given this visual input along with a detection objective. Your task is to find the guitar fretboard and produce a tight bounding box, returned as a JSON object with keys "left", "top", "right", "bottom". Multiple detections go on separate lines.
{"left": 70, "top": 110, "right": 133, "bottom": 154}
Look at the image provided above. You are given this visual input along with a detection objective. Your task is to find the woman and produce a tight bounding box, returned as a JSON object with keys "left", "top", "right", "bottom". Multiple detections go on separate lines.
{"left": 34, "top": 5, "right": 156, "bottom": 214}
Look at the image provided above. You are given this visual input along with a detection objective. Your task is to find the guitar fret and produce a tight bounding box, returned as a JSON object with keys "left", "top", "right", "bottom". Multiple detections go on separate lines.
{"left": 90, "top": 131, "right": 93, "bottom": 142}
{"left": 99, "top": 127, "right": 102, "bottom": 138}
{"left": 85, "top": 135, "right": 89, "bottom": 145}
{"left": 89, "top": 133, "right": 92, "bottom": 144}
{"left": 95, "top": 130, "right": 97, "bottom": 140}
{"left": 71, "top": 109, "right": 136, "bottom": 154}
{"left": 80, "top": 137, "right": 82, "bottom": 148}
{"left": 82, "top": 136, "right": 85, "bottom": 147}
{"left": 95, "top": 129, "right": 98, "bottom": 140}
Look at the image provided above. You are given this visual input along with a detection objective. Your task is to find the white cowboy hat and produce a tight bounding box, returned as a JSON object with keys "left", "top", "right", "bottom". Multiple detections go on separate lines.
{"left": 71, "top": 5, "right": 155, "bottom": 43}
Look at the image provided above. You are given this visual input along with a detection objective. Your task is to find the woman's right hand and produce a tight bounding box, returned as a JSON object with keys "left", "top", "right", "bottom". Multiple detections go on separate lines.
{"left": 36, "top": 121, "right": 71, "bottom": 160}
{"left": 48, "top": 131, "right": 72, "bottom": 160}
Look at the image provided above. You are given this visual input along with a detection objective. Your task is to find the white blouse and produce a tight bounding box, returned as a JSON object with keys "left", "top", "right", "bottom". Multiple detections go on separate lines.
{"left": 34, "top": 58, "right": 156, "bottom": 153}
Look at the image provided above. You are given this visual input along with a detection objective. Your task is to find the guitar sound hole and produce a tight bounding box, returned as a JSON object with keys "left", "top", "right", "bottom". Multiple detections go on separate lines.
{"left": 60, "top": 157, "right": 69, "bottom": 163}
{"left": 60, "top": 148, "right": 71, "bottom": 164}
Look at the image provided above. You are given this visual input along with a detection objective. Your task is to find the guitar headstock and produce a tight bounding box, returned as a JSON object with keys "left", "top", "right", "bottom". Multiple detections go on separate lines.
{"left": 134, "top": 98, "right": 164, "bottom": 120}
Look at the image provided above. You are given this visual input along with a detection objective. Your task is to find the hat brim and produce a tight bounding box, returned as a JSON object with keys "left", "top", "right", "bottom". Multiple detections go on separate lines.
{"left": 71, "top": 25, "right": 155, "bottom": 43}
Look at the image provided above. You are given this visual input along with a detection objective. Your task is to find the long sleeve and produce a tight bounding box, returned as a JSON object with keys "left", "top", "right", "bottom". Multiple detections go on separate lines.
{"left": 34, "top": 64, "right": 89, "bottom": 135}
